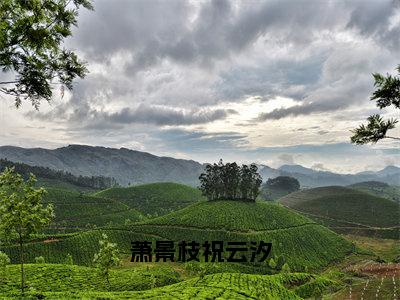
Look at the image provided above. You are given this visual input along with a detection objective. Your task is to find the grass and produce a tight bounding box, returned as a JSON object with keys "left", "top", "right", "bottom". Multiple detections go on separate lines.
{"left": 278, "top": 186, "right": 400, "bottom": 237}
{"left": 94, "top": 182, "right": 205, "bottom": 216}
{"left": 342, "top": 234, "right": 400, "bottom": 262}
{"left": 124, "top": 201, "right": 354, "bottom": 271}
{"left": 348, "top": 181, "right": 400, "bottom": 203}
{"left": 0, "top": 263, "right": 180, "bottom": 296}
{"left": 43, "top": 188, "right": 145, "bottom": 230}
{"left": 2, "top": 201, "right": 354, "bottom": 270}
{"left": 0, "top": 266, "right": 341, "bottom": 300}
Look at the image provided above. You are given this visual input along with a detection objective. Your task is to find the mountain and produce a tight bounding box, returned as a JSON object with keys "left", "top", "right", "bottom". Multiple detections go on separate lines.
{"left": 0, "top": 144, "right": 399, "bottom": 187}
{"left": 0, "top": 145, "right": 204, "bottom": 186}
{"left": 278, "top": 164, "right": 316, "bottom": 175}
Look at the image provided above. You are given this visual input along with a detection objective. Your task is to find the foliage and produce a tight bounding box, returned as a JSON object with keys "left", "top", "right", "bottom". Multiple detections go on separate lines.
{"left": 0, "top": 159, "right": 119, "bottom": 190}
{"left": 261, "top": 176, "right": 300, "bottom": 201}
{"left": 199, "top": 159, "right": 262, "bottom": 201}
{"left": 0, "top": 251, "right": 10, "bottom": 271}
{"left": 95, "top": 182, "right": 205, "bottom": 217}
{"left": 349, "top": 181, "right": 400, "bottom": 203}
{"left": 34, "top": 256, "right": 45, "bottom": 264}
{"left": 42, "top": 187, "right": 144, "bottom": 231}
{"left": 0, "top": 263, "right": 181, "bottom": 295}
{"left": 0, "top": 0, "right": 92, "bottom": 108}
{"left": 269, "top": 258, "right": 277, "bottom": 269}
{"left": 351, "top": 65, "right": 400, "bottom": 144}
{"left": 0, "top": 167, "right": 54, "bottom": 294}
{"left": 351, "top": 114, "right": 398, "bottom": 144}
{"left": 281, "top": 263, "right": 291, "bottom": 273}
{"left": 65, "top": 253, "right": 74, "bottom": 265}
{"left": 93, "top": 234, "right": 121, "bottom": 286}
{"left": 279, "top": 186, "right": 400, "bottom": 228}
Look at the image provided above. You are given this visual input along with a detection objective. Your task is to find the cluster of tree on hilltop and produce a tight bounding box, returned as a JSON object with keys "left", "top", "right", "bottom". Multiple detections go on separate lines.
{"left": 199, "top": 160, "right": 262, "bottom": 201}
{"left": 0, "top": 159, "right": 119, "bottom": 190}
{"left": 260, "top": 176, "right": 300, "bottom": 201}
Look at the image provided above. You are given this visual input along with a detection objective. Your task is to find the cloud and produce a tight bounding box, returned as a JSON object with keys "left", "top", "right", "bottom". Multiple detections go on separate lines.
{"left": 106, "top": 105, "right": 236, "bottom": 126}
{"left": 3, "top": 0, "right": 400, "bottom": 174}
{"left": 278, "top": 154, "right": 295, "bottom": 165}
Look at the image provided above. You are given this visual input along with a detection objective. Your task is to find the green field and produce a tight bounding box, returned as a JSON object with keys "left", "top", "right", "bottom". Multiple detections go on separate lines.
{"left": 2, "top": 200, "right": 354, "bottom": 271}
{"left": 348, "top": 181, "right": 400, "bottom": 203}
{"left": 43, "top": 188, "right": 145, "bottom": 230}
{"left": 94, "top": 182, "right": 205, "bottom": 216}
{"left": 278, "top": 186, "right": 400, "bottom": 238}
{"left": 0, "top": 264, "right": 341, "bottom": 299}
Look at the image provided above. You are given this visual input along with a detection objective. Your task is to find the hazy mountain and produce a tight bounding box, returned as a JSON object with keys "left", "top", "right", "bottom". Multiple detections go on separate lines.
{"left": 278, "top": 164, "right": 317, "bottom": 175}
{"left": 0, "top": 145, "right": 204, "bottom": 186}
{"left": 0, "top": 145, "right": 398, "bottom": 187}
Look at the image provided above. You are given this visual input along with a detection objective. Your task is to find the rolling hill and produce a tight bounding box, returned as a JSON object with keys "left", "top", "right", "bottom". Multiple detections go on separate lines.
{"left": 278, "top": 186, "right": 400, "bottom": 238}
{"left": 2, "top": 201, "right": 354, "bottom": 270}
{"left": 127, "top": 201, "right": 354, "bottom": 270}
{"left": 43, "top": 188, "right": 145, "bottom": 231}
{"left": 348, "top": 181, "right": 400, "bottom": 203}
{"left": 94, "top": 182, "right": 205, "bottom": 216}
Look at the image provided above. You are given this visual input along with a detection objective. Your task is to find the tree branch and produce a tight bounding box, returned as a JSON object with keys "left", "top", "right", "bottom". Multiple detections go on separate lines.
{"left": 385, "top": 136, "right": 400, "bottom": 141}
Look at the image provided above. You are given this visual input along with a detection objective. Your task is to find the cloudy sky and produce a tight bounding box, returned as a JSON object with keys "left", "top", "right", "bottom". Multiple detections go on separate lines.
{"left": 1, "top": 0, "right": 399, "bottom": 173}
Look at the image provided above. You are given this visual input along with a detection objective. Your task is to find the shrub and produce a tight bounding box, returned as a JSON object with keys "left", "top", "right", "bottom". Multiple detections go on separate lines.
{"left": 35, "top": 256, "right": 45, "bottom": 264}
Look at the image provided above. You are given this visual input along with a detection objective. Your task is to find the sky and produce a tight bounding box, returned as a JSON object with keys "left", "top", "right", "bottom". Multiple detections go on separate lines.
{"left": 0, "top": 0, "right": 399, "bottom": 173}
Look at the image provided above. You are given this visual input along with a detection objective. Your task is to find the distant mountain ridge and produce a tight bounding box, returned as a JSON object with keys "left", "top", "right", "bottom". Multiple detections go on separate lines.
{"left": 0, "top": 145, "right": 204, "bottom": 186}
{"left": 0, "top": 144, "right": 398, "bottom": 187}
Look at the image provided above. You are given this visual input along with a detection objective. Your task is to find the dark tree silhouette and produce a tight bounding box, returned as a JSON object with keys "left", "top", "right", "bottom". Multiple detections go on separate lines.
{"left": 351, "top": 65, "right": 400, "bottom": 144}
{"left": 260, "top": 176, "right": 300, "bottom": 201}
{"left": 0, "top": 0, "right": 93, "bottom": 109}
{"left": 198, "top": 159, "right": 262, "bottom": 202}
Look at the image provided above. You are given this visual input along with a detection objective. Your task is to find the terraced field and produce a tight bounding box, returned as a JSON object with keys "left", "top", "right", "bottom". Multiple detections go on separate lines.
{"left": 94, "top": 182, "right": 205, "bottom": 217}
{"left": 348, "top": 181, "right": 400, "bottom": 203}
{"left": 2, "top": 201, "right": 354, "bottom": 270}
{"left": 43, "top": 188, "right": 145, "bottom": 230}
{"left": 126, "top": 201, "right": 354, "bottom": 270}
{"left": 0, "top": 266, "right": 340, "bottom": 300}
{"left": 278, "top": 186, "right": 400, "bottom": 238}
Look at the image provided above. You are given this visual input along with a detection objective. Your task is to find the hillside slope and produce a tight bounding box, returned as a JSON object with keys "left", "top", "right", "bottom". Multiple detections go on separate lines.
{"left": 94, "top": 182, "right": 205, "bottom": 216}
{"left": 127, "top": 201, "right": 354, "bottom": 269}
{"left": 3, "top": 201, "right": 353, "bottom": 270}
{"left": 0, "top": 145, "right": 204, "bottom": 186}
{"left": 43, "top": 188, "right": 144, "bottom": 230}
{"left": 278, "top": 186, "right": 400, "bottom": 238}
{"left": 348, "top": 181, "right": 400, "bottom": 203}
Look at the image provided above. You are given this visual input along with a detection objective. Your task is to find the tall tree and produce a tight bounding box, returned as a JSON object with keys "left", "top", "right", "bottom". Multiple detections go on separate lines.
{"left": 93, "top": 233, "right": 121, "bottom": 289}
{"left": 199, "top": 160, "right": 262, "bottom": 201}
{"left": 351, "top": 65, "right": 400, "bottom": 144}
{"left": 0, "top": 0, "right": 93, "bottom": 109}
{"left": 0, "top": 167, "right": 54, "bottom": 294}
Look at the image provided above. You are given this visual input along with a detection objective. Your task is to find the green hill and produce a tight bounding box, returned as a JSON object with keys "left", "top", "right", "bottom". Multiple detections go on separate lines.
{"left": 127, "top": 201, "right": 353, "bottom": 270}
{"left": 278, "top": 186, "right": 400, "bottom": 238}
{"left": 0, "top": 264, "right": 339, "bottom": 299}
{"left": 348, "top": 181, "right": 400, "bottom": 203}
{"left": 43, "top": 188, "right": 145, "bottom": 230}
{"left": 2, "top": 201, "right": 353, "bottom": 270}
{"left": 94, "top": 182, "right": 205, "bottom": 216}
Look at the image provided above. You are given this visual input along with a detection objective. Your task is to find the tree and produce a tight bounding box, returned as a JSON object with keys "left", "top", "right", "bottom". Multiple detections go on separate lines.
{"left": 0, "top": 167, "right": 54, "bottom": 294}
{"left": 0, "top": 251, "right": 10, "bottom": 282}
{"left": 351, "top": 65, "right": 400, "bottom": 144}
{"left": 198, "top": 160, "right": 263, "bottom": 201}
{"left": 260, "top": 176, "right": 300, "bottom": 201}
{"left": 93, "top": 233, "right": 121, "bottom": 288}
{"left": 0, "top": 0, "right": 93, "bottom": 109}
